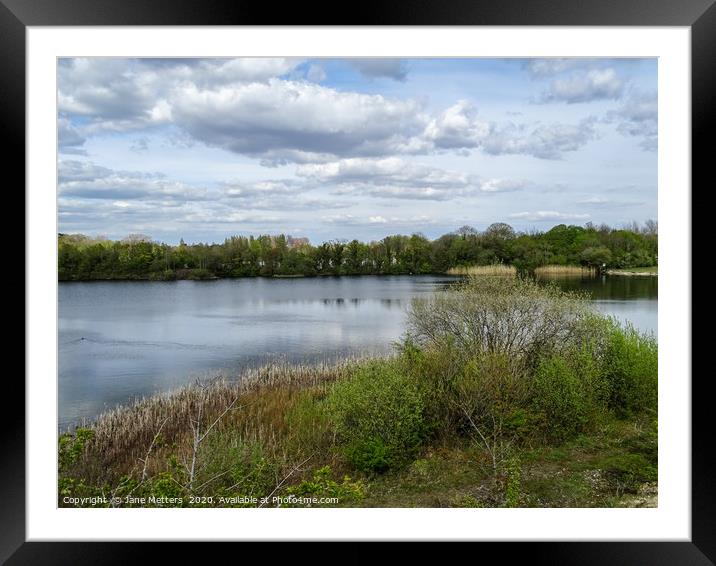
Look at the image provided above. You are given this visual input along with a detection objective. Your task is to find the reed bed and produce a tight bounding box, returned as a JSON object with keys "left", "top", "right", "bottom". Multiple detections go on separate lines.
{"left": 71, "top": 357, "right": 376, "bottom": 486}
{"left": 447, "top": 264, "right": 517, "bottom": 277}
{"left": 534, "top": 265, "right": 596, "bottom": 277}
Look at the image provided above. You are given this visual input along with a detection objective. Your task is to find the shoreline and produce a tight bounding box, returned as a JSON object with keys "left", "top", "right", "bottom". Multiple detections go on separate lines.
{"left": 606, "top": 270, "right": 658, "bottom": 277}
{"left": 58, "top": 268, "right": 657, "bottom": 283}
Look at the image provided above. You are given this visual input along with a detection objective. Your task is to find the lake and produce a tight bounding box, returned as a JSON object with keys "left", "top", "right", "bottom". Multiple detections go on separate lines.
{"left": 58, "top": 275, "right": 657, "bottom": 429}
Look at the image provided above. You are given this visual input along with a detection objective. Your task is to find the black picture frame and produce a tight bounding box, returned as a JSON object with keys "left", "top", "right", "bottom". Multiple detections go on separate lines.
{"left": 6, "top": 0, "right": 709, "bottom": 562}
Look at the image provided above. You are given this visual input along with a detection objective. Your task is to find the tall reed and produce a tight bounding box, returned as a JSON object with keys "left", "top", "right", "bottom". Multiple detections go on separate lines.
{"left": 68, "top": 358, "right": 374, "bottom": 486}
{"left": 534, "top": 265, "right": 596, "bottom": 277}
{"left": 447, "top": 264, "right": 517, "bottom": 277}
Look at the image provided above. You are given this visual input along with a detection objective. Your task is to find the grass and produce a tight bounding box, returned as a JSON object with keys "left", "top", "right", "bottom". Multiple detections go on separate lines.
{"left": 446, "top": 264, "right": 517, "bottom": 276}
{"left": 350, "top": 414, "right": 657, "bottom": 508}
{"left": 534, "top": 265, "right": 597, "bottom": 277}
{"left": 58, "top": 277, "right": 657, "bottom": 508}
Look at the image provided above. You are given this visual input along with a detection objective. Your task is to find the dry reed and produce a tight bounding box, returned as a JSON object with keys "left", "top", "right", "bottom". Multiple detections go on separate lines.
{"left": 534, "top": 265, "right": 596, "bottom": 277}
{"left": 446, "top": 264, "right": 517, "bottom": 277}
{"left": 65, "top": 357, "right": 377, "bottom": 486}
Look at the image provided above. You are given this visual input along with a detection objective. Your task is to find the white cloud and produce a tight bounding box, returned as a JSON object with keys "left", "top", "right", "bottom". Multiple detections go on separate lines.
{"left": 423, "top": 101, "right": 490, "bottom": 150}
{"left": 58, "top": 118, "right": 87, "bottom": 155}
{"left": 322, "top": 214, "right": 434, "bottom": 226}
{"left": 578, "top": 196, "right": 611, "bottom": 205}
{"left": 55, "top": 58, "right": 657, "bottom": 241}
{"left": 57, "top": 57, "right": 304, "bottom": 133}
{"left": 509, "top": 211, "right": 590, "bottom": 221}
{"left": 578, "top": 196, "right": 644, "bottom": 207}
{"left": 296, "top": 157, "right": 469, "bottom": 187}
{"left": 169, "top": 79, "right": 428, "bottom": 161}
{"left": 479, "top": 178, "right": 529, "bottom": 193}
{"left": 539, "top": 69, "right": 624, "bottom": 104}
{"left": 524, "top": 58, "right": 592, "bottom": 78}
{"left": 606, "top": 91, "right": 657, "bottom": 151}
{"left": 297, "top": 157, "right": 529, "bottom": 201}
{"left": 59, "top": 60, "right": 598, "bottom": 163}
{"left": 483, "top": 118, "right": 598, "bottom": 160}
{"left": 57, "top": 160, "right": 353, "bottom": 238}
{"left": 306, "top": 64, "right": 327, "bottom": 83}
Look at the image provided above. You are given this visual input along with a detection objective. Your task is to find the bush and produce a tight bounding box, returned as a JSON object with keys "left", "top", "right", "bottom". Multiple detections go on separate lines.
{"left": 326, "top": 361, "right": 425, "bottom": 472}
{"left": 58, "top": 428, "right": 94, "bottom": 471}
{"left": 601, "top": 323, "right": 657, "bottom": 416}
{"left": 200, "top": 434, "right": 280, "bottom": 499}
{"left": 284, "top": 466, "right": 365, "bottom": 506}
{"left": 533, "top": 356, "right": 590, "bottom": 441}
{"left": 186, "top": 268, "right": 214, "bottom": 280}
{"left": 399, "top": 338, "right": 465, "bottom": 439}
{"left": 148, "top": 269, "right": 177, "bottom": 281}
{"left": 407, "top": 276, "right": 592, "bottom": 366}
{"left": 451, "top": 352, "right": 531, "bottom": 468}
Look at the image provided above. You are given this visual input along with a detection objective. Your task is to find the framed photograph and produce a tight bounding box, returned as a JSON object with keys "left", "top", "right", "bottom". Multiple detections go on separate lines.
{"left": 9, "top": 0, "right": 709, "bottom": 561}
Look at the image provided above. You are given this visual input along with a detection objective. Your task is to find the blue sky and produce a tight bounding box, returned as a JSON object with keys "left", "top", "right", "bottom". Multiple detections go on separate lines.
{"left": 58, "top": 57, "right": 657, "bottom": 244}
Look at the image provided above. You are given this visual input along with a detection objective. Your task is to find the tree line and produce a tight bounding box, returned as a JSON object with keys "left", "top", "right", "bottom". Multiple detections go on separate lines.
{"left": 58, "top": 221, "right": 657, "bottom": 281}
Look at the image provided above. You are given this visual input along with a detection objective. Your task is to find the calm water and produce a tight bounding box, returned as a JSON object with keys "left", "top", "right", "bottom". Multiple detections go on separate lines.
{"left": 58, "top": 275, "right": 657, "bottom": 429}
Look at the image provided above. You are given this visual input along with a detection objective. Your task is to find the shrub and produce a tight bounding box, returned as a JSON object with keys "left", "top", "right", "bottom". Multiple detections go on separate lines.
{"left": 407, "top": 276, "right": 592, "bottom": 366}
{"left": 532, "top": 336, "right": 615, "bottom": 441}
{"left": 148, "top": 269, "right": 177, "bottom": 281}
{"left": 533, "top": 356, "right": 589, "bottom": 441}
{"left": 58, "top": 428, "right": 94, "bottom": 471}
{"left": 398, "top": 338, "right": 465, "bottom": 439}
{"left": 186, "top": 268, "right": 214, "bottom": 280}
{"left": 452, "top": 352, "right": 531, "bottom": 470}
{"left": 200, "top": 434, "right": 280, "bottom": 498}
{"left": 284, "top": 466, "right": 365, "bottom": 506}
{"left": 326, "top": 361, "right": 425, "bottom": 472}
{"left": 601, "top": 323, "right": 658, "bottom": 416}
{"left": 455, "top": 352, "right": 531, "bottom": 427}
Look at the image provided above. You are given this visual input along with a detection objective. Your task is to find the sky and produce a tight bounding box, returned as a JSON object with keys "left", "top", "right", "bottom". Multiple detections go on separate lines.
{"left": 57, "top": 57, "right": 657, "bottom": 245}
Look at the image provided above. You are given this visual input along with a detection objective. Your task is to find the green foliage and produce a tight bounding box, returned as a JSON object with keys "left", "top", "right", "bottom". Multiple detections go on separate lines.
{"left": 344, "top": 438, "right": 392, "bottom": 473}
{"left": 452, "top": 494, "right": 484, "bottom": 507}
{"left": 533, "top": 356, "right": 591, "bottom": 441}
{"left": 148, "top": 471, "right": 186, "bottom": 504}
{"left": 284, "top": 466, "right": 365, "bottom": 506}
{"left": 580, "top": 246, "right": 612, "bottom": 268}
{"left": 284, "top": 390, "right": 333, "bottom": 456}
{"left": 200, "top": 434, "right": 280, "bottom": 498}
{"left": 57, "top": 221, "right": 657, "bottom": 281}
{"left": 600, "top": 454, "right": 657, "bottom": 494}
{"left": 601, "top": 323, "right": 658, "bottom": 416}
{"left": 185, "top": 268, "right": 214, "bottom": 280}
{"left": 58, "top": 428, "right": 94, "bottom": 471}
{"left": 503, "top": 457, "right": 522, "bottom": 508}
{"left": 404, "top": 278, "right": 656, "bottom": 455}
{"left": 326, "top": 361, "right": 426, "bottom": 472}
{"left": 454, "top": 351, "right": 531, "bottom": 438}
{"left": 399, "top": 338, "right": 464, "bottom": 439}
